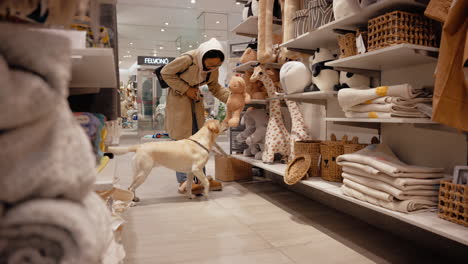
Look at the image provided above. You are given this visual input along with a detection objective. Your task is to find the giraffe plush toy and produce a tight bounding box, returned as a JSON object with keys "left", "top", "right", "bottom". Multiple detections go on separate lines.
{"left": 251, "top": 65, "right": 290, "bottom": 163}
{"left": 284, "top": 99, "right": 310, "bottom": 160}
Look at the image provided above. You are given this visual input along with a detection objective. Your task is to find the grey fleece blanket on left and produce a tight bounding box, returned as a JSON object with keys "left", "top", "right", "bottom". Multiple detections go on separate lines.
{"left": 0, "top": 23, "right": 96, "bottom": 203}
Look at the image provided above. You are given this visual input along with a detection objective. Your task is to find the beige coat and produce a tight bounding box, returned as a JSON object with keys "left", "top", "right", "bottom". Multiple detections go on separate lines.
{"left": 161, "top": 39, "right": 229, "bottom": 140}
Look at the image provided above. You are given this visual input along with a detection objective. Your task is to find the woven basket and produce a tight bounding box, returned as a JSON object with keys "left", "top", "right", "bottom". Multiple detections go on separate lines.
{"left": 438, "top": 181, "right": 468, "bottom": 227}
{"left": 320, "top": 134, "right": 347, "bottom": 182}
{"left": 215, "top": 155, "right": 252, "bottom": 182}
{"left": 285, "top": 155, "right": 312, "bottom": 185}
{"left": 338, "top": 33, "right": 357, "bottom": 58}
{"left": 343, "top": 136, "right": 367, "bottom": 154}
{"left": 367, "top": 10, "right": 438, "bottom": 51}
{"left": 294, "top": 140, "right": 321, "bottom": 177}
{"left": 293, "top": 9, "right": 310, "bottom": 38}
{"left": 356, "top": 29, "right": 368, "bottom": 53}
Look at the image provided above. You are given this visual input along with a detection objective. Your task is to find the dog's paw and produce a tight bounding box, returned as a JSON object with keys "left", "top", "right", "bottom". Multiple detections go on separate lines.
{"left": 187, "top": 194, "right": 196, "bottom": 199}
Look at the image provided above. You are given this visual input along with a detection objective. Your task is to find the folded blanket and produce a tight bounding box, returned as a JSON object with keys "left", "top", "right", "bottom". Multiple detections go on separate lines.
{"left": 338, "top": 84, "right": 424, "bottom": 109}
{"left": 341, "top": 185, "right": 438, "bottom": 213}
{"left": 341, "top": 164, "right": 449, "bottom": 190}
{"left": 0, "top": 24, "right": 96, "bottom": 203}
{"left": 342, "top": 174, "right": 440, "bottom": 201}
{"left": 339, "top": 161, "right": 445, "bottom": 180}
{"left": 344, "top": 111, "right": 427, "bottom": 118}
{"left": 368, "top": 96, "right": 432, "bottom": 105}
{"left": 336, "top": 144, "right": 444, "bottom": 178}
{"left": 0, "top": 192, "right": 113, "bottom": 264}
{"left": 346, "top": 103, "right": 422, "bottom": 113}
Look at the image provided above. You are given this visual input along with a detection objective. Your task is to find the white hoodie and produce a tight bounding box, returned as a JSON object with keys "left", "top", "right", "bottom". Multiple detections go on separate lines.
{"left": 196, "top": 38, "right": 225, "bottom": 73}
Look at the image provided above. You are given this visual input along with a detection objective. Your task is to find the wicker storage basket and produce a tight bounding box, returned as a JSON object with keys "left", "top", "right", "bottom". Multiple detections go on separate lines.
{"left": 438, "top": 181, "right": 468, "bottom": 227}
{"left": 320, "top": 134, "right": 347, "bottom": 182}
{"left": 215, "top": 155, "right": 252, "bottom": 182}
{"left": 338, "top": 33, "right": 357, "bottom": 58}
{"left": 367, "top": 10, "right": 438, "bottom": 51}
{"left": 293, "top": 9, "right": 310, "bottom": 38}
{"left": 294, "top": 140, "right": 321, "bottom": 177}
{"left": 343, "top": 136, "right": 367, "bottom": 154}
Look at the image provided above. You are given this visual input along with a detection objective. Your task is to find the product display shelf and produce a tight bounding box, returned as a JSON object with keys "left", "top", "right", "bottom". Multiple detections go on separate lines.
{"left": 233, "top": 60, "right": 283, "bottom": 73}
{"left": 326, "top": 44, "right": 439, "bottom": 71}
{"left": 232, "top": 16, "right": 282, "bottom": 38}
{"left": 280, "top": 0, "right": 427, "bottom": 51}
{"left": 94, "top": 157, "right": 117, "bottom": 191}
{"left": 230, "top": 155, "right": 468, "bottom": 247}
{"left": 325, "top": 117, "right": 435, "bottom": 124}
{"left": 232, "top": 154, "right": 287, "bottom": 176}
{"left": 70, "top": 48, "right": 117, "bottom": 88}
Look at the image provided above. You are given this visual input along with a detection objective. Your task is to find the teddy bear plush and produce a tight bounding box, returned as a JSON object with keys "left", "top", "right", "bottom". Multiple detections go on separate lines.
{"left": 226, "top": 76, "right": 249, "bottom": 127}
{"left": 240, "top": 47, "right": 257, "bottom": 64}
{"left": 307, "top": 48, "right": 339, "bottom": 92}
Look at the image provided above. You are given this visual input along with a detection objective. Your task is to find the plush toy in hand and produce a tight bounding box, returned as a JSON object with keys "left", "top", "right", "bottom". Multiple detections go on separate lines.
{"left": 307, "top": 48, "right": 339, "bottom": 92}
{"left": 226, "top": 76, "right": 249, "bottom": 127}
{"left": 337, "top": 71, "right": 371, "bottom": 90}
{"left": 280, "top": 61, "right": 312, "bottom": 94}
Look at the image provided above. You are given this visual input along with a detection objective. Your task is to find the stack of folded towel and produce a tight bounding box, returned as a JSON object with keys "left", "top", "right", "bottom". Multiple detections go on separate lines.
{"left": 336, "top": 144, "right": 451, "bottom": 213}
{"left": 0, "top": 24, "right": 122, "bottom": 263}
{"left": 338, "top": 84, "right": 433, "bottom": 118}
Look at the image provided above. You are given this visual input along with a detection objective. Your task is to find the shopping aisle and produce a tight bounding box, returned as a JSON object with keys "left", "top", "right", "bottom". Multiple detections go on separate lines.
{"left": 118, "top": 133, "right": 447, "bottom": 264}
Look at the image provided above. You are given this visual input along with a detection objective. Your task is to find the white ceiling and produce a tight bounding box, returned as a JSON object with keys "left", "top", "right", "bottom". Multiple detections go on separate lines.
{"left": 117, "top": 0, "right": 247, "bottom": 69}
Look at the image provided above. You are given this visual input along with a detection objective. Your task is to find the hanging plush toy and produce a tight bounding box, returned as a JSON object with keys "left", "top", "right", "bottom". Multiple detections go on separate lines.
{"left": 280, "top": 61, "right": 312, "bottom": 94}
{"left": 306, "top": 48, "right": 339, "bottom": 92}
{"left": 226, "top": 76, "right": 249, "bottom": 127}
{"left": 338, "top": 71, "right": 371, "bottom": 90}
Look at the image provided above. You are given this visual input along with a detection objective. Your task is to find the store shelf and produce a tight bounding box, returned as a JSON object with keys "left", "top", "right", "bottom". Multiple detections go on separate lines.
{"left": 231, "top": 154, "right": 468, "bottom": 246}
{"left": 233, "top": 61, "right": 283, "bottom": 73}
{"left": 326, "top": 44, "right": 439, "bottom": 71}
{"left": 232, "top": 16, "right": 282, "bottom": 37}
{"left": 232, "top": 154, "right": 287, "bottom": 176}
{"left": 94, "top": 157, "right": 116, "bottom": 191}
{"left": 284, "top": 91, "right": 337, "bottom": 101}
{"left": 325, "top": 117, "right": 435, "bottom": 124}
{"left": 281, "top": 0, "right": 426, "bottom": 50}
{"left": 70, "top": 48, "right": 117, "bottom": 88}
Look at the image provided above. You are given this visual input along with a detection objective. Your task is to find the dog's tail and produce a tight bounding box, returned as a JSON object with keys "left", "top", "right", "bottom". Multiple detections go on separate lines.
{"left": 107, "top": 145, "right": 139, "bottom": 155}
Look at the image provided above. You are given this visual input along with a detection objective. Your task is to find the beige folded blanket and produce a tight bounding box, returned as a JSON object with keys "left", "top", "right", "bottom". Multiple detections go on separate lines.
{"left": 341, "top": 164, "right": 449, "bottom": 190}
{"left": 0, "top": 192, "right": 113, "bottom": 264}
{"left": 368, "top": 96, "right": 432, "bottom": 105}
{"left": 341, "top": 185, "right": 438, "bottom": 213}
{"left": 336, "top": 144, "right": 444, "bottom": 178}
{"left": 343, "top": 174, "right": 440, "bottom": 201}
{"left": 344, "top": 111, "right": 427, "bottom": 118}
{"left": 338, "top": 84, "right": 424, "bottom": 109}
{"left": 346, "top": 103, "right": 422, "bottom": 113}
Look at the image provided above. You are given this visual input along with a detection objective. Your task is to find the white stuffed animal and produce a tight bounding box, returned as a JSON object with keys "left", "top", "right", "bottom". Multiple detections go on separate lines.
{"left": 280, "top": 61, "right": 312, "bottom": 94}
{"left": 242, "top": 1, "right": 254, "bottom": 21}
{"left": 333, "top": 0, "right": 361, "bottom": 20}
{"left": 307, "top": 48, "right": 339, "bottom": 92}
{"left": 338, "top": 71, "right": 371, "bottom": 90}
{"left": 252, "top": 0, "right": 259, "bottom": 16}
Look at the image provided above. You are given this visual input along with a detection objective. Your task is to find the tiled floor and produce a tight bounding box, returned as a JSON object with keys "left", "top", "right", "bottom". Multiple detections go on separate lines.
{"left": 118, "top": 132, "right": 448, "bottom": 264}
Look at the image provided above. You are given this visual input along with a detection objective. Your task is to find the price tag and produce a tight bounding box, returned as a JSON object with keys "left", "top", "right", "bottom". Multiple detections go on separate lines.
{"left": 356, "top": 34, "right": 366, "bottom": 54}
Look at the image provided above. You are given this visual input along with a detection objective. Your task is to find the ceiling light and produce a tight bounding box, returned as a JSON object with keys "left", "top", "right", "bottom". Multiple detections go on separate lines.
{"left": 129, "top": 42, "right": 133, "bottom": 45}
{"left": 216, "top": 21, "right": 220, "bottom": 24}
{"left": 164, "top": 22, "right": 169, "bottom": 26}
{"left": 160, "top": 46, "right": 164, "bottom": 50}
{"left": 204, "top": 34, "right": 207, "bottom": 38}
{"left": 190, "top": 0, "right": 196, "bottom": 4}
{"left": 236, "top": 2, "right": 241, "bottom": 5}
{"left": 161, "top": 28, "right": 165, "bottom": 32}
{"left": 189, "top": 45, "right": 193, "bottom": 48}
{"left": 177, "top": 47, "right": 181, "bottom": 50}
{"left": 127, "top": 50, "right": 130, "bottom": 53}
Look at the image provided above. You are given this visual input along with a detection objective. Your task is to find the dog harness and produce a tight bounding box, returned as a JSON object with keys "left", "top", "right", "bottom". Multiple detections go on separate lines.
{"left": 187, "top": 139, "right": 210, "bottom": 154}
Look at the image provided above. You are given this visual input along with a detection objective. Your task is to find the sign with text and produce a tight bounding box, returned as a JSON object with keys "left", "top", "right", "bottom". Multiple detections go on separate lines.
{"left": 137, "top": 56, "right": 175, "bottom": 66}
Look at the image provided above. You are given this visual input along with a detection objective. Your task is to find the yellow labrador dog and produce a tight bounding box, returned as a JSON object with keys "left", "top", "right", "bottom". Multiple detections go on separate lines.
{"left": 108, "top": 120, "right": 227, "bottom": 200}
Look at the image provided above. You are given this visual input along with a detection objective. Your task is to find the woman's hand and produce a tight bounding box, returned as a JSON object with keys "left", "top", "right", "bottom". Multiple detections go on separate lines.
{"left": 185, "top": 87, "right": 200, "bottom": 101}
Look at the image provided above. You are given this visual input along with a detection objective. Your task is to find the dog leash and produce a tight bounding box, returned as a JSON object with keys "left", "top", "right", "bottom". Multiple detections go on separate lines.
{"left": 187, "top": 139, "right": 210, "bottom": 154}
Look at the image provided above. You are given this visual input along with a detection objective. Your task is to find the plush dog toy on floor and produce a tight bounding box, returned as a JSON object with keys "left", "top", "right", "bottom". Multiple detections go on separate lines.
{"left": 107, "top": 120, "right": 227, "bottom": 200}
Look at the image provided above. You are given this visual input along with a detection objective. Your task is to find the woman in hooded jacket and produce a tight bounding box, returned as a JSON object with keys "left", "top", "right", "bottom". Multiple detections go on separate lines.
{"left": 161, "top": 38, "right": 229, "bottom": 194}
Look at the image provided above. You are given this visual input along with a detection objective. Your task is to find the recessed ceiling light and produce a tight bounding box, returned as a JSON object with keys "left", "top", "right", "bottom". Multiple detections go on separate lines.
{"left": 189, "top": 45, "right": 193, "bottom": 48}
{"left": 216, "top": 21, "right": 220, "bottom": 24}
{"left": 190, "top": 0, "right": 196, "bottom": 4}
{"left": 161, "top": 28, "right": 165, "bottom": 32}
{"left": 177, "top": 47, "right": 181, "bottom": 50}
{"left": 160, "top": 46, "right": 164, "bottom": 50}
{"left": 204, "top": 34, "right": 207, "bottom": 38}
{"left": 236, "top": 2, "right": 241, "bottom": 5}
{"left": 129, "top": 42, "right": 133, "bottom": 45}
{"left": 164, "top": 22, "right": 169, "bottom": 26}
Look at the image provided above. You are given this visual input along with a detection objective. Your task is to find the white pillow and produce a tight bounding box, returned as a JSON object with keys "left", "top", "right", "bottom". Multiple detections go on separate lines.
{"left": 280, "top": 61, "right": 312, "bottom": 94}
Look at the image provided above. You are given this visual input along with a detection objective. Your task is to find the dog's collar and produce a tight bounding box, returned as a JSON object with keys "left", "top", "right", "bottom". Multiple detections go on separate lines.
{"left": 187, "top": 139, "right": 210, "bottom": 154}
